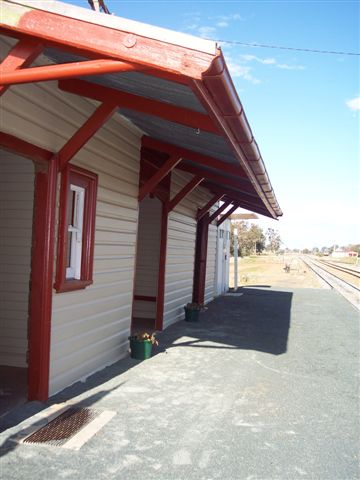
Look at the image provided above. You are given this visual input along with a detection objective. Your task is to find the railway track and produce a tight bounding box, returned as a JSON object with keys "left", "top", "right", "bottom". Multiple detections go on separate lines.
{"left": 301, "top": 256, "right": 360, "bottom": 310}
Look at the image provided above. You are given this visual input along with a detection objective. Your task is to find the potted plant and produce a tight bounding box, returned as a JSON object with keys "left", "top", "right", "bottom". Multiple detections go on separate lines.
{"left": 129, "top": 332, "right": 158, "bottom": 360}
{"left": 184, "top": 302, "right": 203, "bottom": 322}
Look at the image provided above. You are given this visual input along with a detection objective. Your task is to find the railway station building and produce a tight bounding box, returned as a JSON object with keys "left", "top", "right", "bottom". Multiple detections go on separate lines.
{"left": 0, "top": 0, "right": 282, "bottom": 404}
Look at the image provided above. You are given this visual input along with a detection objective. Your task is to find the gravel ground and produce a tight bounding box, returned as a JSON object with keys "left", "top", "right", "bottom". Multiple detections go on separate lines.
{"left": 0, "top": 287, "right": 358, "bottom": 480}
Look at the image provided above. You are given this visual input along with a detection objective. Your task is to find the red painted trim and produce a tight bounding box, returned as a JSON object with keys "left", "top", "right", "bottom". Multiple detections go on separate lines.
{"left": 54, "top": 164, "right": 98, "bottom": 293}
{"left": 59, "top": 79, "right": 219, "bottom": 134}
{"left": 208, "top": 199, "right": 232, "bottom": 224}
{"left": 142, "top": 136, "right": 248, "bottom": 179}
{"left": 58, "top": 102, "right": 118, "bottom": 170}
{"left": 197, "top": 193, "right": 224, "bottom": 221}
{"left": 0, "top": 59, "right": 142, "bottom": 85}
{"left": 0, "top": 131, "right": 52, "bottom": 164}
{"left": 191, "top": 78, "right": 280, "bottom": 218}
{"left": 0, "top": 38, "right": 42, "bottom": 96}
{"left": 1, "top": 8, "right": 214, "bottom": 79}
{"left": 28, "top": 155, "right": 58, "bottom": 401}
{"left": 143, "top": 150, "right": 257, "bottom": 197}
{"left": 138, "top": 154, "right": 181, "bottom": 202}
{"left": 217, "top": 202, "right": 239, "bottom": 227}
{"left": 134, "top": 295, "right": 157, "bottom": 302}
{"left": 207, "top": 185, "right": 270, "bottom": 216}
{"left": 167, "top": 176, "right": 204, "bottom": 212}
{"left": 156, "top": 201, "right": 169, "bottom": 330}
{"left": 193, "top": 214, "right": 209, "bottom": 304}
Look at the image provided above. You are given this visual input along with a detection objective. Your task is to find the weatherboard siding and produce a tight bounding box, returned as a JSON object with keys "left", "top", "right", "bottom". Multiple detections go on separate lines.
{"left": 0, "top": 151, "right": 34, "bottom": 367}
{"left": 0, "top": 39, "right": 142, "bottom": 394}
{"left": 163, "top": 171, "right": 219, "bottom": 328}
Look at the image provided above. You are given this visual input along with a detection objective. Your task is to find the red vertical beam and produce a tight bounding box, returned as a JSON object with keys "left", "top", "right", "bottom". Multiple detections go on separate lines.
{"left": 138, "top": 155, "right": 181, "bottom": 202}
{"left": 208, "top": 199, "right": 232, "bottom": 224}
{"left": 58, "top": 101, "right": 119, "bottom": 170}
{"left": 197, "top": 193, "right": 224, "bottom": 221}
{"left": 217, "top": 202, "right": 240, "bottom": 227}
{"left": 155, "top": 201, "right": 169, "bottom": 330}
{"left": 0, "top": 39, "right": 43, "bottom": 97}
{"left": 167, "top": 176, "right": 204, "bottom": 212}
{"left": 28, "top": 155, "right": 58, "bottom": 401}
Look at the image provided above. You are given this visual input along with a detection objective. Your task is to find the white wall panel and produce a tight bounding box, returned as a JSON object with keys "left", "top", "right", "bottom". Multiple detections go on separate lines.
{"left": 0, "top": 151, "right": 34, "bottom": 367}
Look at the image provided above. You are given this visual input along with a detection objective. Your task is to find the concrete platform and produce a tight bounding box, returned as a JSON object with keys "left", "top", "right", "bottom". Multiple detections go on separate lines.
{"left": 0, "top": 287, "right": 359, "bottom": 479}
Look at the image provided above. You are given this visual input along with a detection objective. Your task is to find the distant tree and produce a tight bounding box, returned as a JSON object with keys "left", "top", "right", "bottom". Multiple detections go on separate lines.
{"left": 303, "top": 248, "right": 310, "bottom": 254}
{"left": 230, "top": 221, "right": 266, "bottom": 256}
{"left": 266, "top": 228, "right": 282, "bottom": 253}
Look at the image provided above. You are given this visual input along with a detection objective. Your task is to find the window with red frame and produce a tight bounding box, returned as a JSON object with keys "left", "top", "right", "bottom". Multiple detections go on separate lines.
{"left": 54, "top": 164, "right": 98, "bottom": 293}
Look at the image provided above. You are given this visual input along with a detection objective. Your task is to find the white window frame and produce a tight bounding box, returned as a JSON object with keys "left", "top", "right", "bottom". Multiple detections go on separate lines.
{"left": 66, "top": 184, "right": 85, "bottom": 280}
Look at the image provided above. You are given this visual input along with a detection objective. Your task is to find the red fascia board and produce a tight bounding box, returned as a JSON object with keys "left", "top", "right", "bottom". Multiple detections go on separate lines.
{"left": 0, "top": 131, "right": 52, "bottom": 164}
{"left": 191, "top": 74, "right": 280, "bottom": 219}
{"left": 58, "top": 101, "right": 119, "bottom": 170}
{"left": 0, "top": 59, "right": 142, "bottom": 86}
{"left": 0, "top": 38, "right": 43, "bottom": 96}
{"left": 0, "top": 4, "right": 214, "bottom": 79}
{"left": 59, "top": 79, "right": 219, "bottom": 135}
{"left": 142, "top": 136, "right": 249, "bottom": 179}
{"left": 167, "top": 176, "right": 204, "bottom": 212}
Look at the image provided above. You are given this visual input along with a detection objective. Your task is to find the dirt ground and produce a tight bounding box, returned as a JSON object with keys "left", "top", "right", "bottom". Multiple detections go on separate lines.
{"left": 229, "top": 254, "right": 324, "bottom": 289}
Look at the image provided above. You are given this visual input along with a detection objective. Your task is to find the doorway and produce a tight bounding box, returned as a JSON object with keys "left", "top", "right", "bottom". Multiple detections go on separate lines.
{"left": 0, "top": 149, "right": 34, "bottom": 417}
{"left": 131, "top": 196, "right": 162, "bottom": 333}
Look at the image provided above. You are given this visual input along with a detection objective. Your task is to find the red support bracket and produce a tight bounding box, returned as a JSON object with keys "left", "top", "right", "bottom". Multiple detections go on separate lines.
{"left": 1, "top": 59, "right": 141, "bottom": 86}
{"left": 58, "top": 101, "right": 119, "bottom": 170}
{"left": 208, "top": 199, "right": 232, "bottom": 224}
{"left": 167, "top": 176, "right": 204, "bottom": 212}
{"left": 217, "top": 202, "right": 240, "bottom": 227}
{"left": 138, "top": 155, "right": 182, "bottom": 202}
{"left": 0, "top": 39, "right": 43, "bottom": 97}
{"left": 197, "top": 193, "right": 224, "bottom": 221}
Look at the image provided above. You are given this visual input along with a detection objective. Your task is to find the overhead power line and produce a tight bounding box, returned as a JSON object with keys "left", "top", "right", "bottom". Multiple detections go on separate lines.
{"left": 213, "top": 39, "right": 360, "bottom": 56}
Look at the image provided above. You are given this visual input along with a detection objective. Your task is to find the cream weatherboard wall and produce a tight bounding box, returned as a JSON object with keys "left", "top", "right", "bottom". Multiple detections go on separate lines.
{"left": 163, "top": 170, "right": 218, "bottom": 328}
{"left": 0, "top": 151, "right": 34, "bottom": 368}
{"left": 0, "top": 36, "right": 142, "bottom": 394}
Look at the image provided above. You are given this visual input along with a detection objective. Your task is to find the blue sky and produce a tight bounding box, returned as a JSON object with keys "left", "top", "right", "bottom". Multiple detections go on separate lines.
{"left": 62, "top": 0, "right": 359, "bottom": 249}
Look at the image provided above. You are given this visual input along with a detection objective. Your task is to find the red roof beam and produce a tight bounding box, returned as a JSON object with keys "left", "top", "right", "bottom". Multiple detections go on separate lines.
{"left": 0, "top": 59, "right": 142, "bottom": 86}
{"left": 197, "top": 193, "right": 224, "bottom": 221}
{"left": 207, "top": 199, "right": 232, "bottom": 224}
{"left": 142, "top": 136, "right": 249, "bottom": 179}
{"left": 167, "top": 176, "right": 204, "bottom": 212}
{"left": 0, "top": 38, "right": 43, "bottom": 96}
{"left": 139, "top": 155, "right": 181, "bottom": 202}
{"left": 58, "top": 101, "right": 119, "bottom": 170}
{"left": 217, "top": 202, "right": 240, "bottom": 227}
{"left": 1, "top": 2, "right": 215, "bottom": 79}
{"left": 59, "top": 79, "right": 219, "bottom": 135}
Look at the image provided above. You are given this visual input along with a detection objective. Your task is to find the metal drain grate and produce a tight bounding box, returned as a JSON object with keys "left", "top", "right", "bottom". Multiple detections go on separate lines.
{"left": 23, "top": 407, "right": 100, "bottom": 446}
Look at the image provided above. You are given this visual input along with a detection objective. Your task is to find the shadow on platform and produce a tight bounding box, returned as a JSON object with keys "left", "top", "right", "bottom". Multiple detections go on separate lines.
{"left": 158, "top": 287, "right": 293, "bottom": 356}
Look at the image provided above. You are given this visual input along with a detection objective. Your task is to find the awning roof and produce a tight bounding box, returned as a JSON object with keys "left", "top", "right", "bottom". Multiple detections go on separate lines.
{"left": 0, "top": 0, "right": 283, "bottom": 219}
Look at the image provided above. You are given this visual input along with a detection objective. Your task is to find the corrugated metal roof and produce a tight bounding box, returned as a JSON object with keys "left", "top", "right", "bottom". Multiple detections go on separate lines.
{"left": 45, "top": 48, "right": 207, "bottom": 113}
